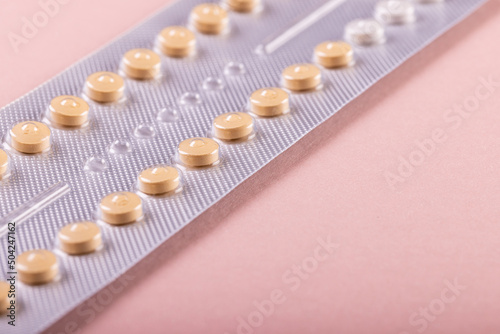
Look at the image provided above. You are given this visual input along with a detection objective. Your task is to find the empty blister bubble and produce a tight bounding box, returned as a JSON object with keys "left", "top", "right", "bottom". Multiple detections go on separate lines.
{"left": 203, "top": 77, "right": 224, "bottom": 90}
{"left": 224, "top": 62, "right": 246, "bottom": 76}
{"left": 109, "top": 139, "right": 132, "bottom": 155}
{"left": 179, "top": 92, "right": 202, "bottom": 106}
{"left": 84, "top": 156, "right": 108, "bottom": 174}
{"left": 134, "top": 124, "right": 156, "bottom": 138}
{"left": 345, "top": 19, "right": 386, "bottom": 45}
{"left": 157, "top": 106, "right": 180, "bottom": 122}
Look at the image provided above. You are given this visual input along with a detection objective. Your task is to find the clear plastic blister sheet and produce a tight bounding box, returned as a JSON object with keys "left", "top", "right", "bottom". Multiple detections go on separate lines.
{"left": 0, "top": 0, "right": 486, "bottom": 332}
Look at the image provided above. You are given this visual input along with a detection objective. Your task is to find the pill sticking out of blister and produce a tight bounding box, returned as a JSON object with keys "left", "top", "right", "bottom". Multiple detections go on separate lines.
{"left": 0, "top": 282, "right": 13, "bottom": 313}
{"left": 249, "top": 88, "right": 290, "bottom": 117}
{"left": 224, "top": 0, "right": 262, "bottom": 13}
{"left": 314, "top": 41, "right": 354, "bottom": 68}
{"left": 375, "top": 0, "right": 416, "bottom": 24}
{"left": 47, "top": 95, "right": 90, "bottom": 128}
{"left": 8, "top": 121, "right": 51, "bottom": 154}
{"left": 17, "top": 250, "right": 59, "bottom": 285}
{"left": 99, "top": 192, "right": 144, "bottom": 225}
{"left": 213, "top": 112, "right": 254, "bottom": 141}
{"left": 282, "top": 64, "right": 322, "bottom": 91}
{"left": 345, "top": 19, "right": 386, "bottom": 45}
{"left": 137, "top": 166, "right": 181, "bottom": 195}
{"left": 0, "top": 0, "right": 484, "bottom": 331}
{"left": 58, "top": 222, "right": 103, "bottom": 255}
{"left": 121, "top": 49, "right": 161, "bottom": 80}
{"left": 190, "top": 3, "right": 229, "bottom": 35}
{"left": 0, "top": 149, "right": 10, "bottom": 179}
{"left": 156, "top": 26, "right": 197, "bottom": 57}
{"left": 84, "top": 71, "right": 125, "bottom": 103}
{"left": 178, "top": 137, "right": 220, "bottom": 167}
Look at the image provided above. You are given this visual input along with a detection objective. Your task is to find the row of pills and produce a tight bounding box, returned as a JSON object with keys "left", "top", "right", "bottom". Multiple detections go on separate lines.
{"left": 0, "top": 0, "right": 439, "bottom": 300}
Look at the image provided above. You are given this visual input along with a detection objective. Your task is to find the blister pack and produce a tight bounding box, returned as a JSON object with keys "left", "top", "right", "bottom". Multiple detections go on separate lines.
{"left": 0, "top": 0, "right": 486, "bottom": 332}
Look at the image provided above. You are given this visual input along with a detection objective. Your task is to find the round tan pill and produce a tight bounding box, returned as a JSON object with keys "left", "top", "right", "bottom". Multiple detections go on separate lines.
{"left": 0, "top": 149, "right": 8, "bottom": 177}
{"left": 17, "top": 249, "right": 58, "bottom": 285}
{"left": 282, "top": 64, "right": 322, "bottom": 91}
{"left": 0, "top": 281, "right": 12, "bottom": 313}
{"left": 213, "top": 112, "right": 253, "bottom": 140}
{"left": 138, "top": 166, "right": 180, "bottom": 195}
{"left": 190, "top": 4, "right": 228, "bottom": 34}
{"left": 49, "top": 95, "right": 89, "bottom": 127}
{"left": 178, "top": 137, "right": 219, "bottom": 167}
{"left": 314, "top": 41, "right": 353, "bottom": 68}
{"left": 226, "top": 0, "right": 260, "bottom": 12}
{"left": 100, "top": 192, "right": 143, "bottom": 225}
{"left": 121, "top": 49, "right": 161, "bottom": 80}
{"left": 58, "top": 222, "right": 102, "bottom": 255}
{"left": 84, "top": 71, "right": 124, "bottom": 103}
{"left": 10, "top": 121, "right": 51, "bottom": 154}
{"left": 157, "top": 26, "right": 196, "bottom": 58}
{"left": 250, "top": 88, "right": 290, "bottom": 117}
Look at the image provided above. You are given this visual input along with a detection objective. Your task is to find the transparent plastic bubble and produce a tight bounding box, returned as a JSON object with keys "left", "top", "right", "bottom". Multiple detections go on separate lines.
{"left": 202, "top": 77, "right": 224, "bottom": 90}
{"left": 178, "top": 92, "right": 202, "bottom": 106}
{"left": 157, "top": 106, "right": 180, "bottom": 122}
{"left": 84, "top": 156, "right": 108, "bottom": 173}
{"left": 134, "top": 123, "right": 156, "bottom": 138}
{"left": 109, "top": 139, "right": 132, "bottom": 155}
{"left": 224, "top": 62, "right": 246, "bottom": 76}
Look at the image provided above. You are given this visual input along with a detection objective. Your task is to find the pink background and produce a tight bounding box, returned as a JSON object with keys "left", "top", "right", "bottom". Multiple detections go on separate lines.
{"left": 2, "top": 1, "right": 500, "bottom": 333}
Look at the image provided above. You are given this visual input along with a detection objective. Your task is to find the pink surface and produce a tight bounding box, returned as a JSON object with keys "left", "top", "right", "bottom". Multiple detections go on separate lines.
{"left": 2, "top": 1, "right": 500, "bottom": 334}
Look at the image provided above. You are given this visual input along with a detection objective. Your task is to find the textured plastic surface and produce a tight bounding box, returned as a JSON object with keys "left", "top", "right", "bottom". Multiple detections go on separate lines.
{"left": 0, "top": 0, "right": 486, "bottom": 332}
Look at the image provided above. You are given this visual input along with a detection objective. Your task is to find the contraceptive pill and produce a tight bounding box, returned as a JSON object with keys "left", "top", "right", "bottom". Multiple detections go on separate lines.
{"left": 345, "top": 19, "right": 386, "bottom": 45}
{"left": 213, "top": 112, "right": 254, "bottom": 140}
{"left": 157, "top": 26, "right": 196, "bottom": 57}
{"left": 49, "top": 95, "right": 89, "bottom": 127}
{"left": 190, "top": 4, "right": 228, "bottom": 34}
{"left": 10, "top": 121, "right": 51, "bottom": 154}
{"left": 84, "top": 71, "right": 124, "bottom": 103}
{"left": 178, "top": 137, "right": 220, "bottom": 167}
{"left": 375, "top": 0, "right": 416, "bottom": 24}
{"left": 0, "top": 149, "right": 8, "bottom": 177}
{"left": 250, "top": 88, "right": 290, "bottom": 117}
{"left": 121, "top": 49, "right": 161, "bottom": 79}
{"left": 314, "top": 41, "right": 353, "bottom": 68}
{"left": 138, "top": 166, "right": 180, "bottom": 195}
{"left": 18, "top": 250, "right": 58, "bottom": 285}
{"left": 99, "top": 192, "right": 143, "bottom": 225}
{"left": 282, "top": 64, "right": 322, "bottom": 91}
{"left": 0, "top": 281, "right": 11, "bottom": 313}
{"left": 58, "top": 222, "right": 102, "bottom": 255}
{"left": 226, "top": 0, "right": 260, "bottom": 12}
